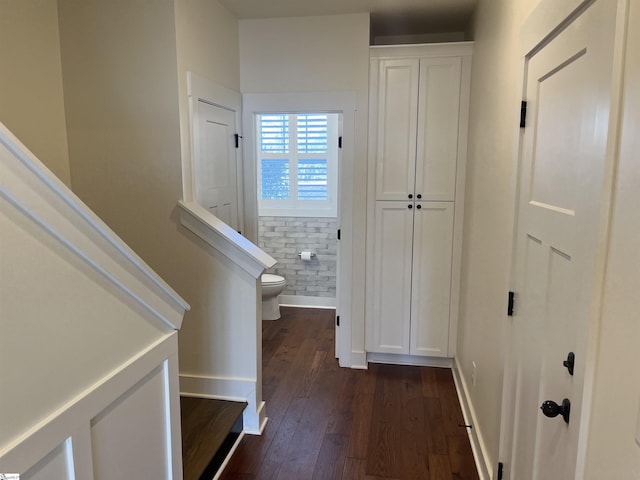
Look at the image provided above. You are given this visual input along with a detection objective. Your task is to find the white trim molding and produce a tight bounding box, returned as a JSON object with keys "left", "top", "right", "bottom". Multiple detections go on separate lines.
{"left": 279, "top": 295, "right": 336, "bottom": 309}
{"left": 0, "top": 121, "right": 190, "bottom": 330}
{"left": 178, "top": 200, "right": 276, "bottom": 278}
{"left": 452, "top": 357, "right": 491, "bottom": 480}
{"left": 366, "top": 353, "right": 454, "bottom": 368}
{"left": 0, "top": 334, "right": 183, "bottom": 478}
{"left": 370, "top": 41, "right": 474, "bottom": 59}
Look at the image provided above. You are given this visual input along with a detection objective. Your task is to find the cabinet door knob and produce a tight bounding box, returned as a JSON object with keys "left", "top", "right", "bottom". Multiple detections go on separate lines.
{"left": 408, "top": 194, "right": 413, "bottom": 199}
{"left": 408, "top": 204, "right": 413, "bottom": 209}
{"left": 417, "top": 194, "right": 422, "bottom": 199}
{"left": 416, "top": 204, "right": 422, "bottom": 210}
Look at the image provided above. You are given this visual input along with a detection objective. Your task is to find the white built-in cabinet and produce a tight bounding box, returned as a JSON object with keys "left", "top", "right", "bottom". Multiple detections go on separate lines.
{"left": 366, "top": 43, "right": 472, "bottom": 359}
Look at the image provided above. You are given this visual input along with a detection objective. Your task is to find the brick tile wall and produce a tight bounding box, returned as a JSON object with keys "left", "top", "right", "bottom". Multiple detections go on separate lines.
{"left": 258, "top": 216, "right": 337, "bottom": 298}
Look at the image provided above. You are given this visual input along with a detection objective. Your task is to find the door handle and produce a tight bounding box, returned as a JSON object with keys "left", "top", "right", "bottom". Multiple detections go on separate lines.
{"left": 541, "top": 398, "right": 571, "bottom": 424}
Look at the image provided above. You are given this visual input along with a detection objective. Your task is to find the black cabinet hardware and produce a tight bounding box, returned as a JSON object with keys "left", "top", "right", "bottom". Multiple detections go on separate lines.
{"left": 541, "top": 398, "right": 571, "bottom": 424}
{"left": 563, "top": 352, "right": 575, "bottom": 375}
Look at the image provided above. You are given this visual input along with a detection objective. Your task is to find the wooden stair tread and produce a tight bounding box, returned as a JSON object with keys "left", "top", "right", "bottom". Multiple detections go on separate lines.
{"left": 181, "top": 397, "right": 246, "bottom": 480}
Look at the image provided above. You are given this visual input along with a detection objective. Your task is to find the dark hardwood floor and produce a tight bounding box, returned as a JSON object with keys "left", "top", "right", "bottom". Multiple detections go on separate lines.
{"left": 181, "top": 397, "right": 247, "bottom": 480}
{"left": 220, "top": 307, "right": 478, "bottom": 480}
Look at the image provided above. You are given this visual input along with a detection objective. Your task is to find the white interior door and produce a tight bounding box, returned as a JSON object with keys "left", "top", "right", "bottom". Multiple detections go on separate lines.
{"left": 195, "top": 100, "right": 239, "bottom": 230}
{"left": 505, "top": 1, "right": 618, "bottom": 478}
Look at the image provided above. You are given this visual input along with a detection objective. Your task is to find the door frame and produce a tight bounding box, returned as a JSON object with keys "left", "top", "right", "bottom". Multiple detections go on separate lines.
{"left": 498, "top": 0, "right": 629, "bottom": 478}
{"left": 242, "top": 92, "right": 357, "bottom": 367}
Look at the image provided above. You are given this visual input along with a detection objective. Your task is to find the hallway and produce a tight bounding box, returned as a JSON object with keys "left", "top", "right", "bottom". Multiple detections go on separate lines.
{"left": 220, "top": 307, "right": 478, "bottom": 479}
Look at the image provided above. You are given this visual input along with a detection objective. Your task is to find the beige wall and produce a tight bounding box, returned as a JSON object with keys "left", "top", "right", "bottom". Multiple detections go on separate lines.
{"left": 174, "top": 0, "right": 240, "bottom": 92}
{"left": 57, "top": 0, "right": 183, "bottom": 257}
{"left": 457, "top": 0, "right": 540, "bottom": 469}
{"left": 0, "top": 0, "right": 70, "bottom": 185}
{"left": 57, "top": 0, "right": 256, "bottom": 386}
{"left": 240, "top": 14, "right": 369, "bottom": 95}
{"left": 239, "top": 14, "right": 370, "bottom": 361}
{"left": 174, "top": 0, "right": 240, "bottom": 205}
{"left": 585, "top": 1, "right": 640, "bottom": 477}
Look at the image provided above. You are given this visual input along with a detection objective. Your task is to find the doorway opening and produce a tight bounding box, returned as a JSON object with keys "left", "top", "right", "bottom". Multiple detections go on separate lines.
{"left": 243, "top": 92, "right": 356, "bottom": 368}
{"left": 255, "top": 111, "right": 341, "bottom": 309}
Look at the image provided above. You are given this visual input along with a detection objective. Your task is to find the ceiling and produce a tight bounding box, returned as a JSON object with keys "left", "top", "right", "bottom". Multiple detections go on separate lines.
{"left": 218, "top": 0, "right": 477, "bottom": 37}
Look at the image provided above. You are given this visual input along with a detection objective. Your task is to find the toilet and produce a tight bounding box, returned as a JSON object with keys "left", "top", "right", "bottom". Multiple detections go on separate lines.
{"left": 261, "top": 274, "right": 286, "bottom": 320}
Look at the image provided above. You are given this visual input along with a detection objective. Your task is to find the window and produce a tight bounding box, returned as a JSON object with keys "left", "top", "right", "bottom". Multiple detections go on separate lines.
{"left": 257, "top": 113, "right": 339, "bottom": 217}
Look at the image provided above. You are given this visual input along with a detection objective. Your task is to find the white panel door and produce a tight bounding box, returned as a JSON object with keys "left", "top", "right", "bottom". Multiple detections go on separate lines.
{"left": 415, "top": 58, "right": 461, "bottom": 202}
{"left": 505, "top": 1, "right": 617, "bottom": 478}
{"left": 374, "top": 59, "right": 420, "bottom": 201}
{"left": 196, "top": 101, "right": 239, "bottom": 230}
{"left": 409, "top": 202, "right": 454, "bottom": 357}
{"left": 369, "top": 201, "right": 414, "bottom": 354}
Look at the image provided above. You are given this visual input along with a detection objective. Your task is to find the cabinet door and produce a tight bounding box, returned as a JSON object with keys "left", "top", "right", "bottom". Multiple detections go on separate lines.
{"left": 369, "top": 201, "right": 414, "bottom": 354}
{"left": 415, "top": 58, "right": 462, "bottom": 202}
{"left": 410, "top": 202, "right": 454, "bottom": 356}
{"left": 374, "top": 59, "right": 420, "bottom": 201}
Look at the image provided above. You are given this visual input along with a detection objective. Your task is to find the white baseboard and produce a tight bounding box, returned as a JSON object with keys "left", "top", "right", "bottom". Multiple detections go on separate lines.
{"left": 367, "top": 352, "right": 454, "bottom": 368}
{"left": 349, "top": 350, "right": 368, "bottom": 369}
{"left": 179, "top": 374, "right": 265, "bottom": 435}
{"left": 452, "top": 357, "right": 492, "bottom": 480}
{"left": 254, "top": 401, "right": 268, "bottom": 435}
{"left": 279, "top": 295, "right": 336, "bottom": 309}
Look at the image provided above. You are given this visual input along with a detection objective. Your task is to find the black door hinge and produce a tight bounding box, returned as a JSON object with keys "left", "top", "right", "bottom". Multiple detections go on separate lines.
{"left": 520, "top": 101, "right": 527, "bottom": 128}
{"left": 338, "top": 136, "right": 343, "bottom": 149}
{"left": 497, "top": 462, "right": 504, "bottom": 480}
{"left": 336, "top": 315, "right": 340, "bottom": 327}
{"left": 507, "top": 291, "right": 515, "bottom": 316}
{"left": 234, "top": 133, "right": 243, "bottom": 148}
{"left": 337, "top": 229, "right": 341, "bottom": 240}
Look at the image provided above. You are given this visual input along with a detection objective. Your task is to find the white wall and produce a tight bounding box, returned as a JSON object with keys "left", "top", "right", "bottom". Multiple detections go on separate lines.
{"left": 239, "top": 14, "right": 370, "bottom": 363}
{"left": 0, "top": 0, "right": 70, "bottom": 185}
{"left": 585, "top": 2, "right": 640, "bottom": 477}
{"left": 57, "top": 0, "right": 266, "bottom": 425}
{"left": 0, "top": 194, "right": 167, "bottom": 448}
{"left": 456, "top": 0, "right": 540, "bottom": 468}
{"left": 0, "top": 118, "right": 187, "bottom": 478}
{"left": 462, "top": 2, "right": 640, "bottom": 478}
